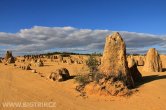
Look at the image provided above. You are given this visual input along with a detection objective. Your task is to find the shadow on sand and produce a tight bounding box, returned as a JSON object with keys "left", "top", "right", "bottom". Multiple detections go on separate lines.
{"left": 69, "top": 75, "right": 76, "bottom": 79}
{"left": 62, "top": 75, "right": 76, "bottom": 81}
{"left": 162, "top": 68, "right": 166, "bottom": 72}
{"left": 135, "top": 74, "right": 166, "bottom": 88}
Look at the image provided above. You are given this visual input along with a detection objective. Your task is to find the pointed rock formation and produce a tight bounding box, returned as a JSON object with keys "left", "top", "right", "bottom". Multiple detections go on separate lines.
{"left": 4, "top": 51, "right": 15, "bottom": 63}
{"left": 143, "top": 48, "right": 162, "bottom": 72}
{"left": 76, "top": 32, "right": 137, "bottom": 96}
{"left": 100, "top": 32, "right": 134, "bottom": 88}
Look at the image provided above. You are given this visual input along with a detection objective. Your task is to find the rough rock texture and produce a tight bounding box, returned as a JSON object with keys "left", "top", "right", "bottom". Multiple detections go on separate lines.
{"left": 143, "top": 48, "right": 162, "bottom": 72}
{"left": 127, "top": 56, "right": 136, "bottom": 68}
{"left": 100, "top": 32, "right": 134, "bottom": 88}
{"left": 49, "top": 68, "right": 70, "bottom": 82}
{"left": 4, "top": 51, "right": 15, "bottom": 63}
{"left": 83, "top": 79, "right": 130, "bottom": 96}
{"left": 128, "top": 56, "right": 142, "bottom": 82}
{"left": 79, "top": 32, "right": 134, "bottom": 96}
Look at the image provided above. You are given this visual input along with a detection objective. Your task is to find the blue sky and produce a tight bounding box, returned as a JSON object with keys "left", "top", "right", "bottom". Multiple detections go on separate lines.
{"left": 0, "top": 0, "right": 166, "bottom": 34}
{"left": 0, "top": 0, "right": 166, "bottom": 55}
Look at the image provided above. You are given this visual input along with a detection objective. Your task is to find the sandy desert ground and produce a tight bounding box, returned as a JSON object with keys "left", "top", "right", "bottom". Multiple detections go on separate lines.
{"left": 0, "top": 55, "right": 166, "bottom": 110}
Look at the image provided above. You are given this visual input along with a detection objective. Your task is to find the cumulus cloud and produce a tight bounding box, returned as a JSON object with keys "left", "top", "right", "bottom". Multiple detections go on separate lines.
{"left": 0, "top": 26, "right": 166, "bottom": 55}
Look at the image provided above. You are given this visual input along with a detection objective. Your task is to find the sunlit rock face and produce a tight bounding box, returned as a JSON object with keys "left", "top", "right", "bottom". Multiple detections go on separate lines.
{"left": 143, "top": 48, "right": 162, "bottom": 72}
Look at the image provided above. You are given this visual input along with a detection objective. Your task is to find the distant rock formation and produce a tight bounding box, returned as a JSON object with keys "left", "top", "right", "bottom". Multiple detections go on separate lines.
{"left": 136, "top": 56, "right": 144, "bottom": 66}
{"left": 4, "top": 51, "right": 15, "bottom": 63}
{"left": 21, "top": 64, "right": 31, "bottom": 70}
{"left": 143, "top": 48, "right": 162, "bottom": 72}
{"left": 36, "top": 59, "right": 44, "bottom": 67}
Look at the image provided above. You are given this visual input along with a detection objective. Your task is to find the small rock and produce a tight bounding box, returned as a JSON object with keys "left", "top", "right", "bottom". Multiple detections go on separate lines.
{"left": 49, "top": 68, "right": 70, "bottom": 82}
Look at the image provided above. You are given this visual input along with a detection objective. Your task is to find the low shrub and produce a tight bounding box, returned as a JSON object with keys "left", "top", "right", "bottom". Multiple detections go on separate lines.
{"left": 75, "top": 74, "right": 90, "bottom": 86}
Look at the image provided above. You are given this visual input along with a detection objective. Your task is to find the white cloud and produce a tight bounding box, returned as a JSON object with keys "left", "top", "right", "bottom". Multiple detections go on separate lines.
{"left": 0, "top": 26, "right": 166, "bottom": 55}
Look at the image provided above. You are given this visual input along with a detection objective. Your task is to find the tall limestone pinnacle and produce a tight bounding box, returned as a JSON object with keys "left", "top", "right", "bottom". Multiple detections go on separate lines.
{"left": 143, "top": 48, "right": 162, "bottom": 72}
{"left": 100, "top": 32, "right": 134, "bottom": 87}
